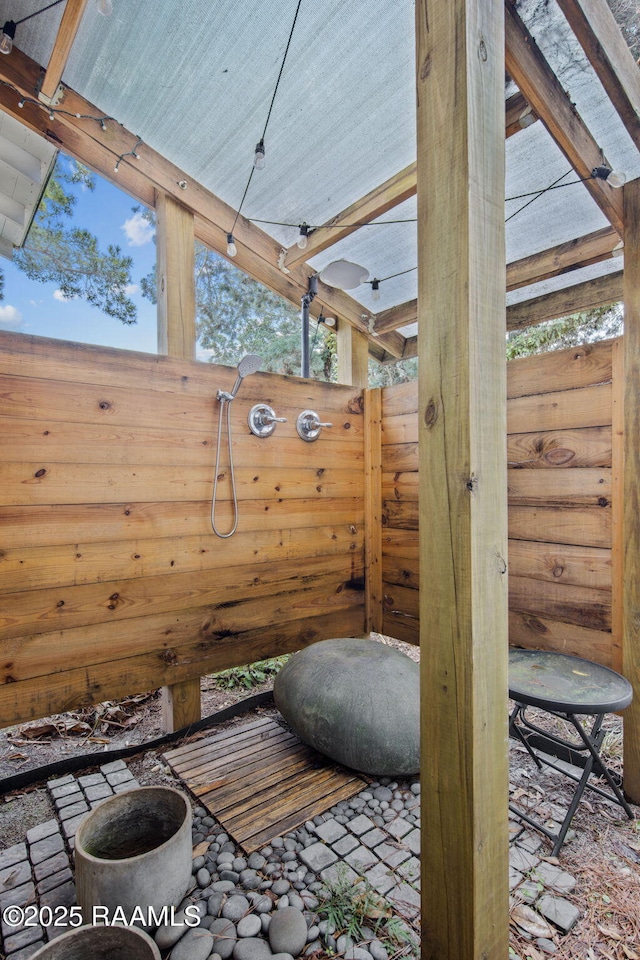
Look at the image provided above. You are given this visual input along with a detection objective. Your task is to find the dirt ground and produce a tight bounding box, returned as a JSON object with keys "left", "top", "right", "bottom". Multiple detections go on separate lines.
{"left": 1, "top": 638, "right": 639, "bottom": 960}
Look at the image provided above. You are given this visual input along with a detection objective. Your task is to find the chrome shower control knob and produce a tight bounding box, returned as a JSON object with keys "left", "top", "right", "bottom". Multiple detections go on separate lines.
{"left": 248, "top": 403, "right": 287, "bottom": 438}
{"left": 296, "top": 410, "right": 333, "bottom": 442}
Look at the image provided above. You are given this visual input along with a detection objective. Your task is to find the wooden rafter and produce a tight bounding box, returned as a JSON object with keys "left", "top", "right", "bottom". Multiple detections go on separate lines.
{"left": 0, "top": 45, "right": 405, "bottom": 358}
{"left": 556, "top": 0, "right": 640, "bottom": 153}
{"left": 373, "top": 226, "right": 621, "bottom": 334}
{"left": 505, "top": 0, "right": 624, "bottom": 234}
{"left": 506, "top": 270, "right": 623, "bottom": 329}
{"left": 39, "top": 0, "right": 89, "bottom": 105}
{"left": 399, "top": 270, "right": 623, "bottom": 358}
{"left": 506, "top": 225, "right": 621, "bottom": 290}
{"left": 283, "top": 91, "right": 537, "bottom": 271}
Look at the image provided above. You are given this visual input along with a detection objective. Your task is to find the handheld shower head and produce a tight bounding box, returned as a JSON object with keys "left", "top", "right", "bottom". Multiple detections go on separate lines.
{"left": 215, "top": 354, "right": 264, "bottom": 403}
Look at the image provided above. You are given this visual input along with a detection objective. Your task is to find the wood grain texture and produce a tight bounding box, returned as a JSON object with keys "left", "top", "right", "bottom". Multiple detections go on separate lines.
{"left": 156, "top": 193, "right": 196, "bottom": 360}
{"left": 0, "top": 339, "right": 365, "bottom": 728}
{"left": 39, "top": 0, "right": 89, "bottom": 103}
{"left": 416, "top": 0, "right": 509, "bottom": 955}
{"left": 507, "top": 272, "right": 624, "bottom": 330}
{"left": 364, "top": 389, "right": 383, "bottom": 633}
{"left": 623, "top": 180, "right": 640, "bottom": 802}
{"left": 507, "top": 338, "right": 614, "bottom": 399}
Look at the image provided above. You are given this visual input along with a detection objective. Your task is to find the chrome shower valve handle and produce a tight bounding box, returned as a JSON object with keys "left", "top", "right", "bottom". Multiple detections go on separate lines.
{"left": 248, "top": 403, "right": 288, "bottom": 438}
{"left": 296, "top": 410, "right": 333, "bottom": 442}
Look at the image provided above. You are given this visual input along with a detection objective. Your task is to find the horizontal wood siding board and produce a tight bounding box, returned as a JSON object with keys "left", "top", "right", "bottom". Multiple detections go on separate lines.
{"left": 509, "top": 612, "right": 612, "bottom": 667}
{"left": 0, "top": 330, "right": 362, "bottom": 408}
{"left": 0, "top": 554, "right": 365, "bottom": 639}
{"left": 507, "top": 382, "right": 612, "bottom": 433}
{"left": 0, "top": 419, "right": 364, "bottom": 466}
{"left": 381, "top": 381, "right": 418, "bottom": 419}
{"left": 507, "top": 426, "right": 611, "bottom": 469}
{"left": 381, "top": 611, "right": 420, "bottom": 646}
{"left": 507, "top": 539, "right": 612, "bottom": 590}
{"left": 382, "top": 442, "right": 418, "bottom": 473}
{"left": 0, "top": 499, "right": 364, "bottom": 550}
{"left": 382, "top": 500, "right": 419, "bottom": 530}
{"left": 507, "top": 338, "right": 615, "bottom": 399}
{"left": 509, "top": 575, "right": 611, "bottom": 631}
{"left": 381, "top": 413, "right": 418, "bottom": 445}
{"left": 0, "top": 607, "right": 366, "bottom": 728}
{"left": 382, "top": 555, "right": 419, "bottom": 589}
{"left": 508, "top": 505, "right": 611, "bottom": 547}
{"left": 383, "top": 582, "right": 419, "bottom": 619}
{"left": 507, "top": 467, "right": 611, "bottom": 506}
{"left": 0, "top": 462, "right": 363, "bottom": 507}
{"left": 381, "top": 472, "right": 419, "bottom": 501}
{"left": 1, "top": 569, "right": 364, "bottom": 685}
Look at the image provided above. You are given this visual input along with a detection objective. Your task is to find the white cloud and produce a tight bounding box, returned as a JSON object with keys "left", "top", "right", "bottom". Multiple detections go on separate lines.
{"left": 122, "top": 211, "right": 154, "bottom": 247}
{"left": 124, "top": 283, "right": 139, "bottom": 296}
{"left": 53, "top": 289, "right": 72, "bottom": 302}
{"left": 0, "top": 304, "right": 22, "bottom": 325}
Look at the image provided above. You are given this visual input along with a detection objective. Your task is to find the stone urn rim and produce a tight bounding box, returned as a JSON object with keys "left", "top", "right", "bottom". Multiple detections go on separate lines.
{"left": 75, "top": 784, "right": 191, "bottom": 865}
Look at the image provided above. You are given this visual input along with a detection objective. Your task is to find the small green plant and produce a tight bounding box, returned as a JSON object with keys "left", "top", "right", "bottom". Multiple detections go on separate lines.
{"left": 210, "top": 655, "right": 289, "bottom": 690}
{"left": 318, "top": 867, "right": 414, "bottom": 949}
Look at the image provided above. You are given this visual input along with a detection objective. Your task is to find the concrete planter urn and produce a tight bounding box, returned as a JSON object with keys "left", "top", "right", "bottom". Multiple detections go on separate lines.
{"left": 74, "top": 786, "right": 192, "bottom": 931}
{"left": 273, "top": 637, "right": 420, "bottom": 776}
{"left": 30, "top": 923, "right": 161, "bottom": 958}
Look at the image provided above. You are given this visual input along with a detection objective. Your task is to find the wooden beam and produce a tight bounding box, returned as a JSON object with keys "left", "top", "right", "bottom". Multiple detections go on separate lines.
{"left": 504, "top": 90, "right": 538, "bottom": 137}
{"left": 506, "top": 270, "right": 623, "bottom": 330}
{"left": 0, "top": 45, "right": 404, "bottom": 359}
{"left": 623, "top": 178, "right": 640, "bottom": 803}
{"left": 283, "top": 162, "right": 417, "bottom": 271}
{"left": 39, "top": 0, "right": 89, "bottom": 105}
{"left": 507, "top": 226, "right": 621, "bottom": 291}
{"left": 417, "top": 0, "right": 509, "bottom": 957}
{"left": 505, "top": 0, "right": 625, "bottom": 234}
{"left": 337, "top": 323, "right": 369, "bottom": 389}
{"left": 374, "top": 299, "right": 418, "bottom": 335}
{"left": 556, "top": 0, "right": 640, "bottom": 153}
{"left": 283, "top": 92, "right": 536, "bottom": 272}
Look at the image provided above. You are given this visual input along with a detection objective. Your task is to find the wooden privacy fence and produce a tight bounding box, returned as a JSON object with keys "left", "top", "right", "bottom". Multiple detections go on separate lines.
{"left": 376, "top": 337, "right": 621, "bottom": 669}
{"left": 0, "top": 332, "right": 366, "bottom": 728}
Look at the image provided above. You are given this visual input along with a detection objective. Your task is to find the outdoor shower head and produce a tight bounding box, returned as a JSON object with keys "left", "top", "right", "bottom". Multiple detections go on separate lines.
{"left": 229, "top": 354, "right": 263, "bottom": 399}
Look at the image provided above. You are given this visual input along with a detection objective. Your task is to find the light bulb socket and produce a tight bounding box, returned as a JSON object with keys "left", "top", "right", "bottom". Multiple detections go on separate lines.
{"left": 0, "top": 20, "right": 16, "bottom": 55}
{"left": 297, "top": 223, "right": 309, "bottom": 249}
{"left": 592, "top": 165, "right": 626, "bottom": 187}
{"left": 254, "top": 139, "right": 265, "bottom": 169}
{"left": 371, "top": 279, "right": 380, "bottom": 302}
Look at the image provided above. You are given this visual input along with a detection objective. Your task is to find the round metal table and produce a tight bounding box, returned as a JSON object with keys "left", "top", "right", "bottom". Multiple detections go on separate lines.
{"left": 508, "top": 648, "right": 634, "bottom": 855}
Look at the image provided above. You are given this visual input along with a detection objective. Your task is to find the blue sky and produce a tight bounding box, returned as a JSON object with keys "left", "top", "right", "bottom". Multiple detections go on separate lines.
{"left": 0, "top": 155, "right": 159, "bottom": 354}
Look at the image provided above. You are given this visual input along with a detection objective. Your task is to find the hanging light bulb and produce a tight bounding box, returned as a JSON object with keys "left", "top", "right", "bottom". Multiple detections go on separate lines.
{"left": 226, "top": 233, "right": 237, "bottom": 257}
{"left": 317, "top": 312, "right": 336, "bottom": 328}
{"left": 0, "top": 21, "right": 16, "bottom": 55}
{"left": 254, "top": 138, "right": 265, "bottom": 169}
{"left": 96, "top": 0, "right": 113, "bottom": 15}
{"left": 371, "top": 279, "right": 380, "bottom": 303}
{"left": 297, "top": 223, "right": 309, "bottom": 250}
{"left": 592, "top": 165, "right": 626, "bottom": 188}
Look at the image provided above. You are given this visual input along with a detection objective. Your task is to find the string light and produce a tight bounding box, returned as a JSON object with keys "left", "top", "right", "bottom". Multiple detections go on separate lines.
{"left": 592, "top": 165, "right": 626, "bottom": 188}
{"left": 296, "top": 223, "right": 310, "bottom": 249}
{"left": 96, "top": 0, "right": 113, "bottom": 15}
{"left": 1, "top": 0, "right": 67, "bottom": 56}
{"left": 254, "top": 138, "right": 265, "bottom": 170}
{"left": 371, "top": 279, "right": 380, "bottom": 302}
{"left": 113, "top": 137, "right": 143, "bottom": 173}
{"left": 228, "top": 0, "right": 304, "bottom": 254}
{"left": 226, "top": 233, "right": 237, "bottom": 257}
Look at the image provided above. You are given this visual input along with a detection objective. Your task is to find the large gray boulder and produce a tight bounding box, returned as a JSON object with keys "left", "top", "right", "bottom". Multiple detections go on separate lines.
{"left": 273, "top": 638, "right": 419, "bottom": 776}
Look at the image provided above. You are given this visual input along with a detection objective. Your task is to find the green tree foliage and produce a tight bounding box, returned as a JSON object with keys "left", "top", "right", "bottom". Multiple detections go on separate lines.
{"left": 7, "top": 157, "right": 137, "bottom": 324}
{"left": 141, "top": 232, "right": 335, "bottom": 378}
{"left": 506, "top": 304, "right": 623, "bottom": 359}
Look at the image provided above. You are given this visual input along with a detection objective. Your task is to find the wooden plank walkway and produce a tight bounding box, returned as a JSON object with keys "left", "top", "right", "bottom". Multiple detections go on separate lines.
{"left": 163, "top": 715, "right": 367, "bottom": 852}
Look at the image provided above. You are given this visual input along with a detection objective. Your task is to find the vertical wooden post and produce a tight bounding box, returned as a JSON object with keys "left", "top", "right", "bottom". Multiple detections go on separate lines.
{"left": 337, "top": 322, "right": 369, "bottom": 389}
{"left": 416, "top": 0, "right": 509, "bottom": 957}
{"left": 336, "top": 323, "right": 378, "bottom": 636}
{"left": 611, "top": 336, "right": 624, "bottom": 674}
{"left": 623, "top": 179, "right": 640, "bottom": 802}
{"left": 156, "top": 192, "right": 196, "bottom": 360}
{"left": 156, "top": 190, "right": 201, "bottom": 732}
{"left": 364, "top": 388, "right": 383, "bottom": 634}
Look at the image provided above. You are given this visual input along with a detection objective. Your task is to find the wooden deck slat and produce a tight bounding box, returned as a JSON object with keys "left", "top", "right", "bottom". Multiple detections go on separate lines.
{"left": 164, "top": 715, "right": 366, "bottom": 853}
{"left": 180, "top": 730, "right": 300, "bottom": 782}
